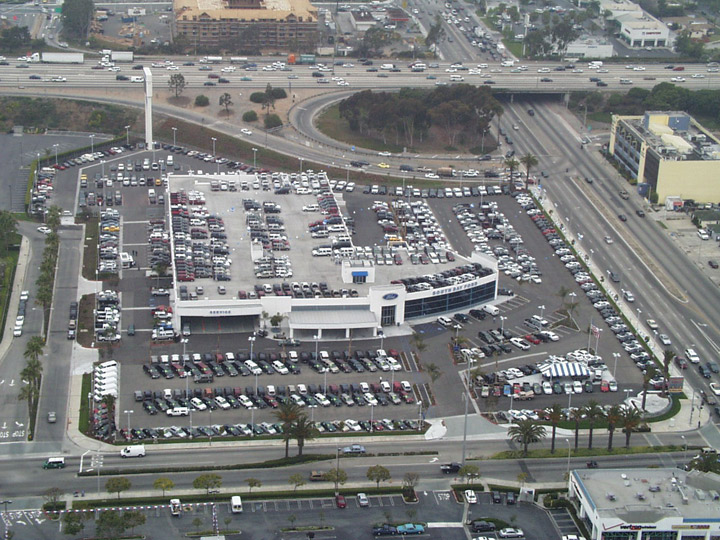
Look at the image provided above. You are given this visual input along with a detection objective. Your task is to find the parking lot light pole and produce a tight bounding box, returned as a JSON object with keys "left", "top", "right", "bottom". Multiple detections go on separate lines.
{"left": 53, "top": 143, "right": 59, "bottom": 165}
{"left": 681, "top": 435, "right": 686, "bottom": 463}
{"left": 335, "top": 447, "right": 341, "bottom": 496}
{"left": 370, "top": 404, "right": 375, "bottom": 432}
{"left": 172, "top": 127, "right": 177, "bottom": 147}
{"left": 568, "top": 292, "right": 577, "bottom": 326}
{"left": 461, "top": 356, "right": 475, "bottom": 467}
{"left": 90, "top": 134, "right": 95, "bottom": 154}
{"left": 124, "top": 125, "right": 130, "bottom": 146}
{"left": 612, "top": 352, "right": 621, "bottom": 378}
{"left": 299, "top": 157, "right": 304, "bottom": 173}
{"left": 378, "top": 329, "right": 384, "bottom": 351}
{"left": 538, "top": 305, "right": 545, "bottom": 319}
{"left": 123, "top": 409, "right": 133, "bottom": 434}
{"left": 252, "top": 147, "right": 258, "bottom": 168}
{"left": 248, "top": 335, "right": 256, "bottom": 360}
{"left": 500, "top": 316, "right": 507, "bottom": 338}
{"left": 566, "top": 438, "right": 571, "bottom": 477}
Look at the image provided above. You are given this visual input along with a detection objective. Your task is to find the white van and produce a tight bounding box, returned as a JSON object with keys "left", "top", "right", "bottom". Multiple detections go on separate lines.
{"left": 482, "top": 305, "right": 500, "bottom": 316}
{"left": 381, "top": 63, "right": 395, "bottom": 70}
{"left": 231, "top": 495, "right": 243, "bottom": 513}
{"left": 148, "top": 188, "right": 156, "bottom": 204}
{"left": 120, "top": 445, "right": 146, "bottom": 458}
{"left": 450, "top": 74, "right": 464, "bottom": 82}
{"left": 167, "top": 407, "right": 189, "bottom": 417}
{"left": 166, "top": 155, "right": 174, "bottom": 166}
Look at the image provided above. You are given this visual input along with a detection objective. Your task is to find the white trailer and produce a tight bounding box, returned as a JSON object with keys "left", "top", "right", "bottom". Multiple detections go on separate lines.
{"left": 111, "top": 51, "right": 134, "bottom": 62}
{"left": 41, "top": 52, "right": 84, "bottom": 64}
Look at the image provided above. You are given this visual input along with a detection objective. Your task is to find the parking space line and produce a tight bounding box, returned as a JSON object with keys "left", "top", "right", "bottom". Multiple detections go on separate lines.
{"left": 432, "top": 490, "right": 452, "bottom": 505}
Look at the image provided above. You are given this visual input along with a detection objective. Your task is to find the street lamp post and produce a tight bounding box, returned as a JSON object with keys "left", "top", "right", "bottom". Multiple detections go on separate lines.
{"left": 334, "top": 447, "right": 341, "bottom": 496}
{"left": 90, "top": 134, "right": 95, "bottom": 154}
{"left": 378, "top": 329, "right": 384, "bottom": 351}
{"left": 566, "top": 438, "right": 571, "bottom": 477}
{"left": 568, "top": 292, "right": 577, "bottom": 326}
{"left": 538, "top": 305, "right": 545, "bottom": 319}
{"left": 681, "top": 435, "right": 687, "bottom": 463}
{"left": 299, "top": 157, "right": 304, "bottom": 173}
{"left": 53, "top": 143, "right": 59, "bottom": 165}
{"left": 612, "top": 352, "right": 621, "bottom": 378}
{"left": 123, "top": 409, "right": 134, "bottom": 434}
{"left": 182, "top": 338, "right": 192, "bottom": 433}
{"left": 252, "top": 147, "right": 258, "bottom": 169}
{"left": 124, "top": 125, "right": 130, "bottom": 146}
{"left": 211, "top": 137, "right": 218, "bottom": 174}
{"left": 500, "top": 316, "right": 507, "bottom": 339}
{"left": 172, "top": 127, "right": 177, "bottom": 147}
{"left": 248, "top": 335, "right": 256, "bottom": 360}
{"left": 461, "top": 356, "right": 475, "bottom": 467}
{"left": 1, "top": 499, "right": 12, "bottom": 540}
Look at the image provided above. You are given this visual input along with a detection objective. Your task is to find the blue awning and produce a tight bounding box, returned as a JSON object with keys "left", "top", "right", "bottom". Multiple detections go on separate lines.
{"left": 352, "top": 271, "right": 368, "bottom": 277}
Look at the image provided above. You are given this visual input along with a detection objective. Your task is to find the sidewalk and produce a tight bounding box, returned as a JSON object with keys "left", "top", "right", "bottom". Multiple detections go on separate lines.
{"left": 0, "top": 235, "right": 31, "bottom": 364}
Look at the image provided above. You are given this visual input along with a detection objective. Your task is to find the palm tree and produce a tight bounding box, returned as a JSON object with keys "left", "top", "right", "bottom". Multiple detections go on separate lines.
{"left": 641, "top": 365, "right": 658, "bottom": 412}
{"left": 272, "top": 401, "right": 302, "bottom": 458}
{"left": 584, "top": 400, "right": 604, "bottom": 449}
{"left": 508, "top": 419, "right": 546, "bottom": 456}
{"left": 547, "top": 403, "right": 563, "bottom": 454}
{"left": 661, "top": 349, "right": 675, "bottom": 396}
{"left": 503, "top": 157, "right": 520, "bottom": 191}
{"left": 621, "top": 407, "right": 643, "bottom": 448}
{"left": 570, "top": 407, "right": 584, "bottom": 450}
{"left": 21, "top": 358, "right": 43, "bottom": 391}
{"left": 24, "top": 336, "right": 45, "bottom": 364}
{"left": 291, "top": 414, "right": 318, "bottom": 457}
{"left": 606, "top": 405, "right": 622, "bottom": 451}
{"left": 520, "top": 153, "right": 539, "bottom": 186}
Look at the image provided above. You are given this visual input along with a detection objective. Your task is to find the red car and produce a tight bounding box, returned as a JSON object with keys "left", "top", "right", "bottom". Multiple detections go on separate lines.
{"left": 335, "top": 494, "right": 347, "bottom": 508}
{"left": 600, "top": 380, "right": 610, "bottom": 392}
{"left": 525, "top": 334, "right": 541, "bottom": 345}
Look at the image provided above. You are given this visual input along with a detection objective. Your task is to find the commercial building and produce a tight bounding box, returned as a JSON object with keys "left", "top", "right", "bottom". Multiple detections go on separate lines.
{"left": 608, "top": 112, "right": 720, "bottom": 203}
{"left": 565, "top": 37, "right": 615, "bottom": 58}
{"left": 569, "top": 467, "right": 720, "bottom": 540}
{"left": 173, "top": 0, "right": 319, "bottom": 50}
{"left": 165, "top": 172, "right": 498, "bottom": 340}
{"left": 598, "top": 0, "right": 670, "bottom": 48}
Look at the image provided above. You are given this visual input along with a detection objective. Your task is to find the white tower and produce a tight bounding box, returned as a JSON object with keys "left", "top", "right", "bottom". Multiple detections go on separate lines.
{"left": 143, "top": 67, "right": 153, "bottom": 147}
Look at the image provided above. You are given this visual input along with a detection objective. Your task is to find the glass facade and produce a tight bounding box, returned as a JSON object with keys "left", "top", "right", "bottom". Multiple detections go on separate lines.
{"left": 404, "top": 280, "right": 496, "bottom": 319}
{"left": 602, "top": 532, "right": 638, "bottom": 540}
{"left": 381, "top": 305, "right": 396, "bottom": 326}
{"left": 642, "top": 532, "right": 677, "bottom": 540}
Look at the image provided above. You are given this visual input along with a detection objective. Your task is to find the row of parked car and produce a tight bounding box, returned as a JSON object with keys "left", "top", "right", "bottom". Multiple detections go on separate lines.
{"left": 137, "top": 379, "right": 416, "bottom": 416}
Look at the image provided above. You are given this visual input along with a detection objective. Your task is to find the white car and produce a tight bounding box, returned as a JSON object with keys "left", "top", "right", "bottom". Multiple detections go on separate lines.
{"left": 378, "top": 151, "right": 392, "bottom": 157}
{"left": 542, "top": 381, "right": 553, "bottom": 395}
{"left": 238, "top": 395, "right": 256, "bottom": 409}
{"left": 37, "top": 226, "right": 52, "bottom": 234}
{"left": 658, "top": 334, "right": 672, "bottom": 346}
{"left": 709, "top": 382, "right": 720, "bottom": 396}
{"left": 540, "top": 330, "right": 560, "bottom": 342}
{"left": 272, "top": 360, "right": 289, "bottom": 375}
{"left": 573, "top": 380, "right": 583, "bottom": 394}
{"left": 166, "top": 65, "right": 179, "bottom": 70}
{"left": 13, "top": 326, "right": 22, "bottom": 337}
{"left": 214, "top": 396, "right": 231, "bottom": 410}
{"left": 691, "top": 73, "right": 705, "bottom": 78}
{"left": 364, "top": 392, "right": 378, "bottom": 406}
{"left": 510, "top": 337, "right": 531, "bottom": 350}
{"left": 240, "top": 128, "right": 253, "bottom": 136}
{"left": 190, "top": 397, "right": 207, "bottom": 411}
{"left": 499, "top": 529, "right": 524, "bottom": 538}
{"left": 465, "top": 489, "right": 477, "bottom": 504}
{"left": 685, "top": 348, "right": 700, "bottom": 363}
{"left": 314, "top": 393, "right": 330, "bottom": 407}
{"left": 50, "top": 76, "right": 66, "bottom": 82}
{"left": 671, "top": 77, "right": 686, "bottom": 82}
{"left": 604, "top": 236, "right": 613, "bottom": 244}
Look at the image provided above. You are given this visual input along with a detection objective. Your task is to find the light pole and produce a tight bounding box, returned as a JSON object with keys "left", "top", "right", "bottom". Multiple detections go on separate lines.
{"left": 182, "top": 338, "right": 192, "bottom": 433}
{"left": 101, "top": 159, "right": 106, "bottom": 177}
{"left": 53, "top": 143, "right": 59, "bottom": 165}
{"left": 248, "top": 335, "right": 256, "bottom": 361}
{"left": 538, "top": 305, "right": 545, "bottom": 319}
{"left": 124, "top": 125, "right": 130, "bottom": 146}
{"left": 299, "top": 157, "right": 304, "bottom": 173}
{"left": 612, "top": 352, "right": 621, "bottom": 378}
{"left": 252, "top": 147, "right": 258, "bottom": 168}
{"left": 461, "top": 355, "right": 475, "bottom": 467}
{"left": 681, "top": 435, "right": 687, "bottom": 463}
{"left": 172, "top": 127, "right": 177, "bottom": 147}
{"left": 378, "top": 329, "right": 384, "bottom": 351}
{"left": 90, "top": 134, "right": 95, "bottom": 154}
{"left": 568, "top": 292, "right": 577, "bottom": 326}
{"left": 370, "top": 403, "right": 375, "bottom": 432}
{"left": 211, "top": 137, "right": 218, "bottom": 174}
{"left": 624, "top": 388, "right": 632, "bottom": 406}
{"left": 500, "top": 316, "right": 507, "bottom": 339}
{"left": 565, "top": 438, "right": 571, "bottom": 477}
{"left": 1, "top": 499, "right": 12, "bottom": 540}
{"left": 123, "top": 409, "right": 134, "bottom": 434}
{"left": 334, "top": 447, "right": 341, "bottom": 495}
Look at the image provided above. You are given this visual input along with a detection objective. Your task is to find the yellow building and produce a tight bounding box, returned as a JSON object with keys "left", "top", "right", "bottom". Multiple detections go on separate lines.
{"left": 609, "top": 112, "right": 720, "bottom": 203}
{"left": 174, "top": 0, "right": 319, "bottom": 50}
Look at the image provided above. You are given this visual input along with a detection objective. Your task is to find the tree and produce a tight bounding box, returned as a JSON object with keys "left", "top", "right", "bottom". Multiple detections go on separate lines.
{"left": 195, "top": 95, "right": 210, "bottom": 107}
{"left": 425, "top": 362, "right": 442, "bottom": 383}
{"left": 508, "top": 419, "right": 547, "bottom": 456}
{"left": 61, "top": 0, "right": 94, "bottom": 39}
{"left": 246, "top": 477, "right": 261, "bottom": 493}
{"left": 46, "top": 206, "right": 61, "bottom": 232}
{"left": 688, "top": 452, "right": 720, "bottom": 474}
{"left": 264, "top": 113, "right": 282, "bottom": 129}
{"left": 168, "top": 73, "right": 186, "bottom": 97}
{"left": 219, "top": 92, "right": 233, "bottom": 113}
{"left": 122, "top": 511, "right": 146, "bottom": 534}
{"left": 621, "top": 407, "right": 643, "bottom": 448}
{"left": 324, "top": 467, "right": 347, "bottom": 493}
{"left": 43, "top": 487, "right": 63, "bottom": 509}
{"left": 425, "top": 16, "right": 446, "bottom": 56}
{"left": 547, "top": 403, "right": 563, "bottom": 454}
{"left": 641, "top": 365, "right": 658, "bottom": 411}
{"left": 661, "top": 349, "right": 675, "bottom": 396}
{"left": 366, "top": 464, "right": 391, "bottom": 488}
{"left": 106, "top": 477, "right": 131, "bottom": 499}
{"left": 262, "top": 83, "right": 276, "bottom": 115}
{"left": 24, "top": 336, "right": 45, "bottom": 365}
{"left": 272, "top": 401, "right": 302, "bottom": 458}
{"left": 243, "top": 110, "right": 258, "bottom": 122}
{"left": 458, "top": 463, "right": 480, "bottom": 484}
{"left": 62, "top": 512, "right": 84, "bottom": 536}
{"left": 674, "top": 30, "right": 704, "bottom": 59}
{"left": 289, "top": 473, "right": 306, "bottom": 492}
{"left": 96, "top": 511, "right": 126, "bottom": 538}
{"left": 504, "top": 157, "right": 520, "bottom": 191}
{"left": 410, "top": 332, "right": 426, "bottom": 354}
{"left": 270, "top": 313, "right": 284, "bottom": 327}
{"left": 291, "top": 414, "right": 318, "bottom": 456}
{"left": 520, "top": 153, "right": 539, "bottom": 186}
{"left": 584, "top": 401, "right": 604, "bottom": 449}
{"left": 570, "top": 407, "right": 584, "bottom": 450}
{"left": 605, "top": 404, "right": 622, "bottom": 451}
{"left": 403, "top": 472, "right": 420, "bottom": 491}
{"left": 0, "top": 211, "right": 18, "bottom": 255}
{"left": 193, "top": 474, "right": 222, "bottom": 495}
{"left": 153, "top": 477, "right": 174, "bottom": 497}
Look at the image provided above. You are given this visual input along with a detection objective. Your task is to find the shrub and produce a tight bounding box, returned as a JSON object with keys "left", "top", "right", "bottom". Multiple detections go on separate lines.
{"left": 195, "top": 95, "right": 209, "bottom": 107}
{"left": 243, "top": 110, "right": 258, "bottom": 122}
{"left": 271, "top": 88, "right": 287, "bottom": 99}
{"left": 264, "top": 114, "right": 282, "bottom": 129}
{"left": 249, "top": 92, "right": 265, "bottom": 104}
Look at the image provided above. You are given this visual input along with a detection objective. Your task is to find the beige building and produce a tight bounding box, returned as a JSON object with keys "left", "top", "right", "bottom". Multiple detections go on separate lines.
{"left": 609, "top": 112, "right": 720, "bottom": 203}
{"left": 174, "top": 0, "right": 319, "bottom": 50}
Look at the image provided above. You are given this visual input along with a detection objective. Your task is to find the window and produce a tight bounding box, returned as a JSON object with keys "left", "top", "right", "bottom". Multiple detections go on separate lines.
{"left": 404, "top": 281, "right": 496, "bottom": 319}
{"left": 352, "top": 274, "right": 366, "bottom": 284}
{"left": 642, "top": 532, "right": 676, "bottom": 540}
{"left": 602, "top": 532, "right": 637, "bottom": 540}
{"left": 381, "top": 305, "right": 395, "bottom": 326}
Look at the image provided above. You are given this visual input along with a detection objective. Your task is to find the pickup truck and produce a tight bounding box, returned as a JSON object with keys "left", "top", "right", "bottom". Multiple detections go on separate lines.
{"left": 342, "top": 444, "right": 366, "bottom": 455}
{"left": 440, "top": 462, "right": 461, "bottom": 474}
{"left": 309, "top": 471, "right": 324, "bottom": 481}
{"left": 396, "top": 523, "right": 425, "bottom": 535}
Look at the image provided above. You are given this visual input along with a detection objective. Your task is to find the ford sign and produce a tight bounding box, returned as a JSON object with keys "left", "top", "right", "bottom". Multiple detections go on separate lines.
{"left": 383, "top": 293, "right": 398, "bottom": 300}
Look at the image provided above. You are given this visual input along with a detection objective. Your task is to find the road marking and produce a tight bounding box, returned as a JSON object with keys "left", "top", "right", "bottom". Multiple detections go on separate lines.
{"left": 428, "top": 522, "right": 464, "bottom": 528}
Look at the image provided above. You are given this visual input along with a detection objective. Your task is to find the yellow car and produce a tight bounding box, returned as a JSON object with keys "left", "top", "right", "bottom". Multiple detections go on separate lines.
{"left": 103, "top": 225, "right": 120, "bottom": 232}
{"left": 155, "top": 177, "right": 163, "bottom": 186}
{"left": 378, "top": 162, "right": 390, "bottom": 169}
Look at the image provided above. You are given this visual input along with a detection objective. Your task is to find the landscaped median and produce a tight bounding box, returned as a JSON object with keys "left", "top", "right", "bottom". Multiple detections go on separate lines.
{"left": 489, "top": 444, "right": 686, "bottom": 460}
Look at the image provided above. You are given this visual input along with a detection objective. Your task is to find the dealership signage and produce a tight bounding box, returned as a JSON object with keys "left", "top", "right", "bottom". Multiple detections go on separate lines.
{"left": 383, "top": 293, "right": 399, "bottom": 300}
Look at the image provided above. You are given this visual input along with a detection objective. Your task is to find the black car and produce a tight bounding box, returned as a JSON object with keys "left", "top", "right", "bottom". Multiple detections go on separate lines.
{"left": 373, "top": 524, "right": 397, "bottom": 536}
{"left": 471, "top": 520, "right": 496, "bottom": 533}
{"left": 454, "top": 313, "right": 469, "bottom": 323}
{"left": 618, "top": 214, "right": 627, "bottom": 222}
{"left": 527, "top": 109, "right": 535, "bottom": 116}
{"left": 491, "top": 491, "right": 503, "bottom": 503}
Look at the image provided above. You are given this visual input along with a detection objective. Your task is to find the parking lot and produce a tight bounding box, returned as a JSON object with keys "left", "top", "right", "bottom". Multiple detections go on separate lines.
{"left": 49, "top": 143, "right": 645, "bottom": 441}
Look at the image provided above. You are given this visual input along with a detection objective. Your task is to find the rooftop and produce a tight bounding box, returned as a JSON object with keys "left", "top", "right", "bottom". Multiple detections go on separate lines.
{"left": 167, "top": 172, "right": 472, "bottom": 301}
{"left": 573, "top": 468, "right": 720, "bottom": 521}
{"left": 174, "top": 0, "right": 317, "bottom": 22}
